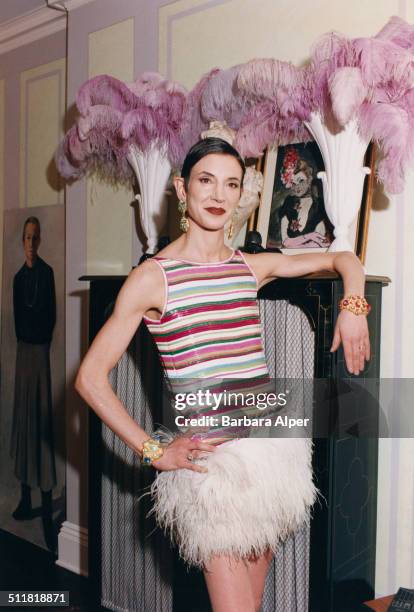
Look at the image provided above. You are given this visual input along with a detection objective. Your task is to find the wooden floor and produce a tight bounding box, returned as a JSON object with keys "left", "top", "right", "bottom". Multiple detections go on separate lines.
{"left": 0, "top": 528, "right": 104, "bottom": 611}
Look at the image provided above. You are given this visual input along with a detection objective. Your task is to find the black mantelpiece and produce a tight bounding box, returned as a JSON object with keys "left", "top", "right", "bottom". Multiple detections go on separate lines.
{"left": 80, "top": 271, "right": 389, "bottom": 612}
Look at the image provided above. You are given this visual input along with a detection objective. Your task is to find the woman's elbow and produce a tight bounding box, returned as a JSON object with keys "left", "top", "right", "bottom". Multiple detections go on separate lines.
{"left": 74, "top": 365, "right": 97, "bottom": 399}
{"left": 74, "top": 367, "right": 88, "bottom": 398}
{"left": 74, "top": 364, "right": 108, "bottom": 400}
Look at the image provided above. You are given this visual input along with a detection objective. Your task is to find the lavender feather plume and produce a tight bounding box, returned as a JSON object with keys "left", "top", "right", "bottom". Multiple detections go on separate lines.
{"left": 200, "top": 65, "right": 253, "bottom": 130}
{"left": 56, "top": 72, "right": 188, "bottom": 184}
{"left": 56, "top": 17, "right": 414, "bottom": 194}
{"left": 77, "top": 75, "right": 139, "bottom": 115}
{"left": 179, "top": 68, "right": 221, "bottom": 160}
{"left": 235, "top": 59, "right": 311, "bottom": 155}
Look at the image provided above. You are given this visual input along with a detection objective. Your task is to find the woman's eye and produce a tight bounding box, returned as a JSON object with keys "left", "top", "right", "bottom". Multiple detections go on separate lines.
{"left": 200, "top": 177, "right": 210, "bottom": 184}
{"left": 228, "top": 182, "right": 239, "bottom": 189}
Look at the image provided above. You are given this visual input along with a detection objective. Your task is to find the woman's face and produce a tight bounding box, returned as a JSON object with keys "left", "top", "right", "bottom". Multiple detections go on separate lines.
{"left": 290, "top": 170, "right": 312, "bottom": 198}
{"left": 181, "top": 153, "right": 243, "bottom": 232}
{"left": 23, "top": 222, "right": 40, "bottom": 262}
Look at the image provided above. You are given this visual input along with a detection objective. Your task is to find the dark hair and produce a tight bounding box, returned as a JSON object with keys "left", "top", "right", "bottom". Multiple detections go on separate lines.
{"left": 22, "top": 216, "right": 41, "bottom": 241}
{"left": 181, "top": 137, "right": 245, "bottom": 189}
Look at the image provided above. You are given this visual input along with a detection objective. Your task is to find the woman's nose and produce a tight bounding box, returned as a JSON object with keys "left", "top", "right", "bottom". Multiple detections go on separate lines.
{"left": 211, "top": 186, "right": 225, "bottom": 201}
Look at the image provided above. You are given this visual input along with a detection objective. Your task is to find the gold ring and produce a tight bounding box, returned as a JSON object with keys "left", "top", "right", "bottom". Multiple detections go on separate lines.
{"left": 187, "top": 453, "right": 194, "bottom": 461}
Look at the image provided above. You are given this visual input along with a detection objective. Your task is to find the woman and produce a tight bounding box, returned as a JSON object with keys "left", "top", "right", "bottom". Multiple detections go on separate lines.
{"left": 10, "top": 217, "right": 57, "bottom": 544}
{"left": 75, "top": 138, "right": 370, "bottom": 612}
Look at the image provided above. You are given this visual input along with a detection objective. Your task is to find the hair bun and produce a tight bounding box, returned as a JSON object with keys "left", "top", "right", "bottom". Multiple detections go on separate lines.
{"left": 201, "top": 121, "right": 236, "bottom": 146}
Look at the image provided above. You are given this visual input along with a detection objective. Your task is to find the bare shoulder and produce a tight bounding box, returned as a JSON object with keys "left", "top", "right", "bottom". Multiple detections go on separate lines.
{"left": 113, "top": 258, "right": 165, "bottom": 318}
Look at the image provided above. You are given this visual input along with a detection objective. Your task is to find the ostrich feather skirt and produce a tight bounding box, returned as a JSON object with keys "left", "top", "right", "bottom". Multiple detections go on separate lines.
{"left": 149, "top": 436, "right": 319, "bottom": 568}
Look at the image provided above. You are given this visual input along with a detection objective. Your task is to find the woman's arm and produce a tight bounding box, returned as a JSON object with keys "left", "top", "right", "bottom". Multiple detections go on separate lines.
{"left": 75, "top": 260, "right": 215, "bottom": 472}
{"left": 244, "top": 251, "right": 370, "bottom": 375}
{"left": 47, "top": 267, "right": 56, "bottom": 338}
{"left": 280, "top": 215, "right": 288, "bottom": 241}
{"left": 74, "top": 261, "right": 163, "bottom": 455}
{"left": 13, "top": 275, "right": 21, "bottom": 340}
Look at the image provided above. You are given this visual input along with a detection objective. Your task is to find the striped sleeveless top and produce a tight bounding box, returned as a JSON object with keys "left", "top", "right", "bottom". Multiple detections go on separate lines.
{"left": 143, "top": 249, "right": 269, "bottom": 380}
{"left": 143, "top": 249, "right": 275, "bottom": 443}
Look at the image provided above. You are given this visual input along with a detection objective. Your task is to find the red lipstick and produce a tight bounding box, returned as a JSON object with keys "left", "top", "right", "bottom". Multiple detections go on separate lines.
{"left": 205, "top": 207, "right": 225, "bottom": 215}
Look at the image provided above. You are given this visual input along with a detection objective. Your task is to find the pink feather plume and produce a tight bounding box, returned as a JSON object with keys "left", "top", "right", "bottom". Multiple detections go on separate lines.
{"left": 329, "top": 67, "right": 367, "bottom": 125}
{"left": 200, "top": 65, "right": 252, "bottom": 129}
{"left": 179, "top": 68, "right": 221, "bottom": 160}
{"left": 375, "top": 15, "right": 414, "bottom": 51}
{"left": 76, "top": 75, "right": 138, "bottom": 115}
{"left": 56, "top": 16, "right": 414, "bottom": 194}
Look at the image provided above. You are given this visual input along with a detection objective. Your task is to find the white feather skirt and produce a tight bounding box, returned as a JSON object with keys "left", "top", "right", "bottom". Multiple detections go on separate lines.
{"left": 148, "top": 437, "right": 320, "bottom": 568}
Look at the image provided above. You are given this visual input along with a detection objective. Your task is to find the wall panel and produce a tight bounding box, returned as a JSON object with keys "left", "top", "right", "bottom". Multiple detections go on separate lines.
{"left": 19, "top": 58, "right": 65, "bottom": 208}
{"left": 87, "top": 17, "right": 134, "bottom": 275}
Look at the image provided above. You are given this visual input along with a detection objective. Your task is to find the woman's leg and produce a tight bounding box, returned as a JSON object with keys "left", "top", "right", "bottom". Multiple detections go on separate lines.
{"left": 203, "top": 554, "right": 256, "bottom": 612}
{"left": 245, "top": 548, "right": 274, "bottom": 611}
{"left": 41, "top": 488, "right": 57, "bottom": 555}
{"left": 12, "top": 482, "right": 32, "bottom": 520}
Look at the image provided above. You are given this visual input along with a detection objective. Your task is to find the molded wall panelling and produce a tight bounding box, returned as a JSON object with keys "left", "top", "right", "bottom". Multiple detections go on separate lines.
{"left": 19, "top": 58, "right": 65, "bottom": 208}
{"left": 159, "top": 0, "right": 399, "bottom": 87}
{"left": 400, "top": 168, "right": 414, "bottom": 377}
{"left": 87, "top": 17, "right": 134, "bottom": 275}
{"left": 88, "top": 17, "right": 134, "bottom": 82}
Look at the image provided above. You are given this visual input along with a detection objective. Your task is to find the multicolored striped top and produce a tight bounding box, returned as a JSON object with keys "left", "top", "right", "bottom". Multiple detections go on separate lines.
{"left": 143, "top": 248, "right": 272, "bottom": 443}
{"left": 143, "top": 248, "right": 268, "bottom": 379}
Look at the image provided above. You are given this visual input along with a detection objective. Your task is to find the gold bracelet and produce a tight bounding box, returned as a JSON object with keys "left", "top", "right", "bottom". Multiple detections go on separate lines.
{"left": 339, "top": 295, "right": 371, "bottom": 316}
{"left": 141, "top": 435, "right": 164, "bottom": 466}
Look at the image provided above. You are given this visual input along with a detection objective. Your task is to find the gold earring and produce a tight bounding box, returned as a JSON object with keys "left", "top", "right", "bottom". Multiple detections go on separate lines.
{"left": 227, "top": 219, "right": 234, "bottom": 240}
{"left": 178, "top": 200, "right": 189, "bottom": 233}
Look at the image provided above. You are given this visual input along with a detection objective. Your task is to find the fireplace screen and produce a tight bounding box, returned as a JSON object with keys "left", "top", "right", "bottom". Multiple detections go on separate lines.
{"left": 101, "top": 300, "right": 315, "bottom": 611}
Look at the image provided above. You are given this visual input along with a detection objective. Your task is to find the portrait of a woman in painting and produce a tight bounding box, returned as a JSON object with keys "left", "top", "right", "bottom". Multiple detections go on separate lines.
{"left": 10, "top": 216, "right": 57, "bottom": 552}
{"left": 266, "top": 143, "right": 334, "bottom": 250}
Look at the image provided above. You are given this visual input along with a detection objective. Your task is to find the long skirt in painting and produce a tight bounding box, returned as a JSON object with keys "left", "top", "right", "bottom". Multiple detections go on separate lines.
{"left": 10, "top": 341, "right": 57, "bottom": 492}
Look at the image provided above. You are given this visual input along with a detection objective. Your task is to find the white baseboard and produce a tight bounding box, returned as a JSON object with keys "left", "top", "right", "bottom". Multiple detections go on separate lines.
{"left": 56, "top": 520, "right": 88, "bottom": 577}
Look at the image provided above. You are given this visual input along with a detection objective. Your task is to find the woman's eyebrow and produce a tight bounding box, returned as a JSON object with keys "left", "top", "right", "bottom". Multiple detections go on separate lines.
{"left": 196, "top": 171, "right": 240, "bottom": 181}
{"left": 196, "top": 171, "right": 215, "bottom": 177}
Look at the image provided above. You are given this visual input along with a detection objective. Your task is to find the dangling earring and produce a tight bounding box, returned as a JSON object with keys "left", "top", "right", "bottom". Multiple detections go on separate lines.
{"left": 178, "top": 200, "right": 189, "bottom": 233}
{"left": 227, "top": 219, "right": 234, "bottom": 240}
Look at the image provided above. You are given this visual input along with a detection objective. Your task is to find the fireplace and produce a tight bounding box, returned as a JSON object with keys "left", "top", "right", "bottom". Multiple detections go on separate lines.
{"left": 82, "top": 271, "right": 389, "bottom": 612}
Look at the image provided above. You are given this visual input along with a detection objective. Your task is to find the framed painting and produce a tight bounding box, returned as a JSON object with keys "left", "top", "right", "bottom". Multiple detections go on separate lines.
{"left": 255, "top": 141, "right": 375, "bottom": 261}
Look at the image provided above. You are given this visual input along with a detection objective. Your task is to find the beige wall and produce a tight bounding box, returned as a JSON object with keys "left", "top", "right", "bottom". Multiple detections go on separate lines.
{"left": 0, "top": 79, "right": 4, "bottom": 344}
{"left": 86, "top": 17, "right": 135, "bottom": 275}
{"left": 159, "top": 0, "right": 413, "bottom": 597}
{"left": 0, "top": 25, "right": 66, "bottom": 548}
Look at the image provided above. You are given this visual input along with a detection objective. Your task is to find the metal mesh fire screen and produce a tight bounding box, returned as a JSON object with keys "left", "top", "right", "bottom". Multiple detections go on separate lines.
{"left": 101, "top": 299, "right": 315, "bottom": 612}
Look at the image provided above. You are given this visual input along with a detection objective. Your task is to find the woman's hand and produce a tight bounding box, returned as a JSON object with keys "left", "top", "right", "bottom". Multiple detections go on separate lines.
{"left": 330, "top": 310, "right": 371, "bottom": 375}
{"left": 151, "top": 436, "right": 217, "bottom": 473}
{"left": 282, "top": 232, "right": 330, "bottom": 248}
